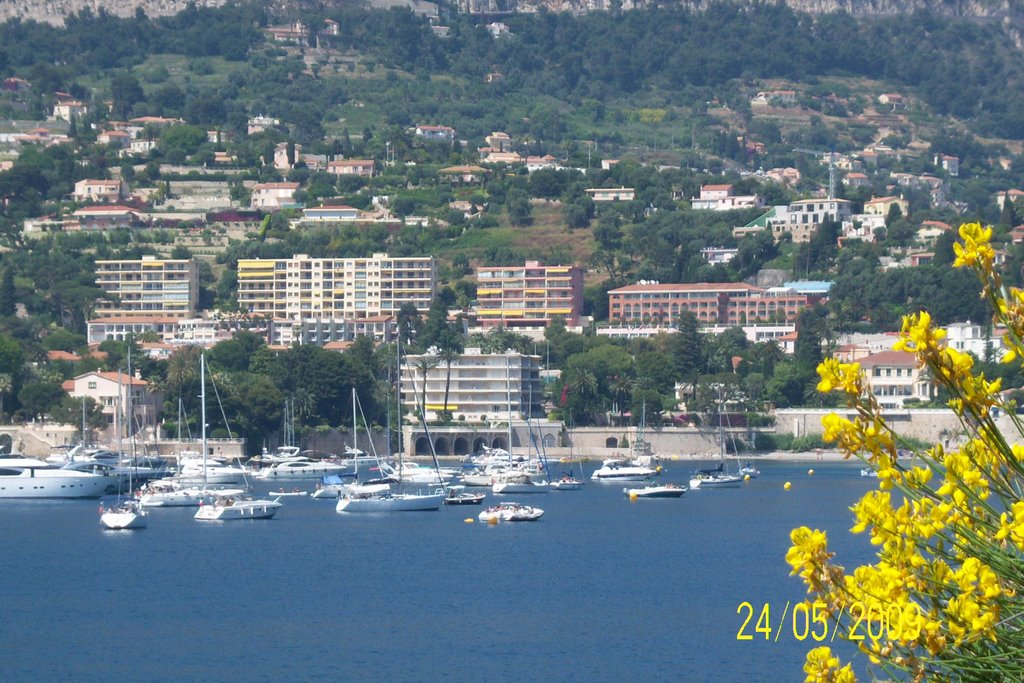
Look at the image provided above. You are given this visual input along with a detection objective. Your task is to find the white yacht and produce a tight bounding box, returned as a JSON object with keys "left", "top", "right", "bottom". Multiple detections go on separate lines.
{"left": 478, "top": 501, "right": 544, "bottom": 522}
{"left": 174, "top": 458, "right": 250, "bottom": 486}
{"left": 138, "top": 479, "right": 209, "bottom": 507}
{"left": 590, "top": 458, "right": 657, "bottom": 483}
{"left": 491, "top": 472, "right": 548, "bottom": 494}
{"left": 689, "top": 467, "right": 744, "bottom": 489}
{"left": 253, "top": 458, "right": 352, "bottom": 481}
{"left": 378, "top": 460, "right": 458, "bottom": 485}
{"left": 100, "top": 499, "right": 149, "bottom": 529}
{"left": 336, "top": 489, "right": 444, "bottom": 512}
{"left": 0, "top": 457, "right": 114, "bottom": 498}
{"left": 195, "top": 493, "right": 282, "bottom": 521}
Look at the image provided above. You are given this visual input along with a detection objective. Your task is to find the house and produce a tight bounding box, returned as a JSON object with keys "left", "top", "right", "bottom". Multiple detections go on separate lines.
{"left": 842, "top": 172, "right": 870, "bottom": 188}
{"left": 738, "top": 199, "right": 854, "bottom": 243}
{"left": 264, "top": 21, "right": 308, "bottom": 44}
{"left": 764, "top": 167, "right": 801, "bottom": 185}
{"left": 917, "top": 220, "right": 951, "bottom": 244}
{"left": 129, "top": 116, "right": 183, "bottom": 128}
{"left": 2, "top": 77, "right": 31, "bottom": 92}
{"left": 323, "top": 18, "right": 340, "bottom": 36}
{"left": 700, "top": 247, "right": 739, "bottom": 264}
{"left": 439, "top": 165, "right": 488, "bottom": 184}
{"left": 247, "top": 115, "right": 280, "bottom": 136}
{"left": 1009, "top": 225, "right": 1024, "bottom": 245}
{"left": 301, "top": 204, "right": 360, "bottom": 222}
{"left": 273, "top": 142, "right": 302, "bottom": 171}
{"left": 73, "top": 179, "right": 125, "bottom": 203}
{"left": 859, "top": 350, "right": 933, "bottom": 408}
{"left": 585, "top": 187, "right": 635, "bottom": 202}
{"left": 995, "top": 189, "right": 1024, "bottom": 210}
{"left": 480, "top": 151, "right": 523, "bottom": 165}
{"left": 840, "top": 214, "right": 885, "bottom": 244}
{"left": 935, "top": 154, "right": 959, "bottom": 177}
{"left": 52, "top": 98, "right": 88, "bottom": 121}
{"left": 485, "top": 132, "right": 513, "bottom": 152}
{"left": 62, "top": 371, "right": 162, "bottom": 428}
{"left": 487, "top": 22, "right": 511, "bottom": 38}
{"left": 690, "top": 184, "right": 764, "bottom": 211}
{"left": 250, "top": 182, "right": 300, "bottom": 211}
{"left": 130, "top": 139, "right": 157, "bottom": 155}
{"left": 97, "top": 130, "right": 131, "bottom": 148}
{"left": 414, "top": 124, "right": 455, "bottom": 141}
{"left": 213, "top": 151, "right": 237, "bottom": 165}
{"left": 327, "top": 159, "right": 375, "bottom": 177}
{"left": 73, "top": 205, "right": 143, "bottom": 230}
{"left": 908, "top": 252, "right": 934, "bottom": 267}
{"left": 944, "top": 321, "right": 1006, "bottom": 362}
{"left": 877, "top": 93, "right": 906, "bottom": 109}
{"left": 525, "top": 155, "right": 559, "bottom": 171}
{"left": 863, "top": 196, "right": 908, "bottom": 217}
{"left": 751, "top": 90, "right": 798, "bottom": 107}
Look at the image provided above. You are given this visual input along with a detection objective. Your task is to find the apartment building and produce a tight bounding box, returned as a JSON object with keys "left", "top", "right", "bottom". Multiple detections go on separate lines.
{"left": 400, "top": 347, "right": 542, "bottom": 422}
{"left": 94, "top": 256, "right": 198, "bottom": 319}
{"left": 474, "top": 261, "right": 583, "bottom": 331}
{"left": 236, "top": 253, "right": 436, "bottom": 320}
{"left": 859, "top": 351, "right": 933, "bottom": 409}
{"left": 607, "top": 282, "right": 813, "bottom": 326}
{"left": 62, "top": 371, "right": 161, "bottom": 428}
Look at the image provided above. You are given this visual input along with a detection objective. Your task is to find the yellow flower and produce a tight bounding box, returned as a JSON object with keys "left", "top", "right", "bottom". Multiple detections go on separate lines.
{"left": 816, "top": 359, "right": 862, "bottom": 397}
{"left": 894, "top": 311, "right": 945, "bottom": 355}
{"left": 804, "top": 646, "right": 856, "bottom": 683}
{"left": 952, "top": 222, "right": 995, "bottom": 270}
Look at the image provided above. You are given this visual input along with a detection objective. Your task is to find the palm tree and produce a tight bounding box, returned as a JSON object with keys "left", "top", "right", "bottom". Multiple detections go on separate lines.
{"left": 0, "top": 373, "right": 11, "bottom": 422}
{"left": 608, "top": 373, "right": 634, "bottom": 423}
{"left": 565, "top": 367, "right": 598, "bottom": 424}
{"left": 411, "top": 355, "right": 439, "bottom": 419}
{"left": 438, "top": 346, "right": 461, "bottom": 421}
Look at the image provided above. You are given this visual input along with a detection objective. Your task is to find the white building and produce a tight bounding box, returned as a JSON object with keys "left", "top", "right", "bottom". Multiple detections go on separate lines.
{"left": 690, "top": 184, "right": 764, "bottom": 211}
{"left": 944, "top": 321, "right": 1006, "bottom": 362}
{"left": 400, "top": 348, "right": 542, "bottom": 422}
{"left": 859, "top": 350, "right": 933, "bottom": 409}
{"left": 73, "top": 179, "right": 124, "bottom": 203}
{"left": 62, "top": 371, "right": 162, "bottom": 428}
{"left": 251, "top": 182, "right": 300, "bottom": 210}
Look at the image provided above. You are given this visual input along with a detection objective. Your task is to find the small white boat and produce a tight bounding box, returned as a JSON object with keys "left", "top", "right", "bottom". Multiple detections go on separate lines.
{"left": 194, "top": 494, "right": 282, "bottom": 521}
{"left": 100, "top": 499, "right": 149, "bottom": 530}
{"left": 269, "top": 488, "right": 308, "bottom": 497}
{"left": 689, "top": 472, "right": 745, "bottom": 489}
{"left": 491, "top": 473, "right": 548, "bottom": 494}
{"left": 738, "top": 463, "right": 760, "bottom": 478}
{"left": 860, "top": 468, "right": 878, "bottom": 478}
{"left": 138, "top": 479, "right": 206, "bottom": 507}
{"left": 591, "top": 458, "right": 657, "bottom": 483}
{"left": 549, "top": 476, "right": 584, "bottom": 491}
{"left": 444, "top": 485, "right": 485, "bottom": 505}
{"left": 478, "top": 501, "right": 544, "bottom": 522}
{"left": 336, "top": 490, "right": 444, "bottom": 512}
{"left": 624, "top": 483, "right": 686, "bottom": 498}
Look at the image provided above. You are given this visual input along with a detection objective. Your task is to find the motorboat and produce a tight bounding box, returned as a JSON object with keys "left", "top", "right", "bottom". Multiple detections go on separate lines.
{"left": 100, "top": 499, "right": 148, "bottom": 529}
{"left": 269, "top": 487, "right": 308, "bottom": 497}
{"left": 739, "top": 463, "right": 760, "bottom": 478}
{"left": 624, "top": 483, "right": 686, "bottom": 498}
{"left": 590, "top": 458, "right": 657, "bottom": 483}
{"left": 174, "top": 458, "right": 250, "bottom": 486}
{"left": 138, "top": 479, "right": 207, "bottom": 507}
{"left": 195, "top": 493, "right": 282, "bottom": 521}
{"left": 311, "top": 473, "right": 362, "bottom": 499}
{"left": 0, "top": 457, "right": 114, "bottom": 498}
{"left": 860, "top": 468, "right": 878, "bottom": 478}
{"left": 336, "top": 489, "right": 445, "bottom": 512}
{"left": 478, "top": 501, "right": 544, "bottom": 522}
{"left": 444, "top": 485, "right": 485, "bottom": 505}
{"left": 253, "top": 458, "right": 352, "bottom": 481}
{"left": 492, "top": 472, "right": 548, "bottom": 494}
{"left": 378, "top": 460, "right": 458, "bottom": 486}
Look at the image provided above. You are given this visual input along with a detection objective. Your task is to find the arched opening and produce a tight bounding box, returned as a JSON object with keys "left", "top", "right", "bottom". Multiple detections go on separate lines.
{"left": 453, "top": 436, "right": 470, "bottom": 455}
{"left": 605, "top": 437, "right": 618, "bottom": 448}
{"left": 492, "top": 436, "right": 507, "bottom": 450}
{"left": 414, "top": 436, "right": 431, "bottom": 455}
{"left": 542, "top": 434, "right": 556, "bottom": 448}
{"left": 472, "top": 437, "right": 488, "bottom": 453}
{"left": 434, "top": 436, "right": 450, "bottom": 455}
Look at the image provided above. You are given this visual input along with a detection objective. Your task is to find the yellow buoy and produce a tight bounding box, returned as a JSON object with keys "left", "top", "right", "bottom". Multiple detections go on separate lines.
{"left": 487, "top": 515, "right": 499, "bottom": 525}
{"left": 656, "top": 465, "right": 663, "bottom": 473}
{"left": 743, "top": 474, "right": 750, "bottom": 481}
{"left": 808, "top": 468, "right": 815, "bottom": 476}
{"left": 629, "top": 492, "right": 638, "bottom": 502}
{"left": 464, "top": 518, "right": 474, "bottom": 524}
{"left": 784, "top": 481, "right": 792, "bottom": 490}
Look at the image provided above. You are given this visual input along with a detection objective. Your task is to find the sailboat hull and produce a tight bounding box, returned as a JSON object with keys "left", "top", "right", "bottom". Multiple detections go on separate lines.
{"left": 336, "top": 492, "right": 444, "bottom": 512}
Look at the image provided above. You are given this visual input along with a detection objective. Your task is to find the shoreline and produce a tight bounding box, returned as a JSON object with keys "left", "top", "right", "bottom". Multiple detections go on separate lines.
{"left": 411, "top": 450, "right": 863, "bottom": 464}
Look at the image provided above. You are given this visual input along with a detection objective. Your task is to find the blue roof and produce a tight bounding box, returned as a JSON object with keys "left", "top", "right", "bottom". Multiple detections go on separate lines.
{"left": 783, "top": 280, "right": 832, "bottom": 294}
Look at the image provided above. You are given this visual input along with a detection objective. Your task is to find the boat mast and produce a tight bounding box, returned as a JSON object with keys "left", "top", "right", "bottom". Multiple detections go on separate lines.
{"left": 352, "top": 386, "right": 358, "bottom": 480}
{"left": 506, "top": 353, "right": 513, "bottom": 462}
{"left": 201, "top": 351, "right": 207, "bottom": 492}
{"left": 395, "top": 333, "right": 402, "bottom": 459}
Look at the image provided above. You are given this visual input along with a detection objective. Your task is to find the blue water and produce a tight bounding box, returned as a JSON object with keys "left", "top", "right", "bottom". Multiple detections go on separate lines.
{"left": 1, "top": 461, "right": 877, "bottom": 682}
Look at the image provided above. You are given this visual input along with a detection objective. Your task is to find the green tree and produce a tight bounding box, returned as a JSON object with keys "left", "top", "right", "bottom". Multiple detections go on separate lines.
{"left": 18, "top": 381, "right": 62, "bottom": 419}
{"left": 0, "top": 269, "right": 15, "bottom": 316}
{"left": 0, "top": 373, "right": 11, "bottom": 421}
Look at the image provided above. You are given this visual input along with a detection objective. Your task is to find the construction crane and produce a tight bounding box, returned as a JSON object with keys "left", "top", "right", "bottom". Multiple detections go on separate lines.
{"left": 792, "top": 147, "right": 837, "bottom": 200}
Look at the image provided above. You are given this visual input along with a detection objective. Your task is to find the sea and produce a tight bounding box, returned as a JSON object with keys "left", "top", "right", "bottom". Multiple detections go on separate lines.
{"left": 1, "top": 460, "right": 879, "bottom": 682}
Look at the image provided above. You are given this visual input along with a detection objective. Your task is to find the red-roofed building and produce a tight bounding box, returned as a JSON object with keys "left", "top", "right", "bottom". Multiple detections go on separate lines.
{"left": 608, "top": 282, "right": 814, "bottom": 326}
{"left": 47, "top": 350, "right": 82, "bottom": 362}
{"left": 73, "top": 179, "right": 125, "bottom": 203}
{"left": 63, "top": 371, "right": 162, "bottom": 427}
{"left": 326, "top": 159, "right": 375, "bottom": 177}
{"left": 73, "top": 205, "right": 143, "bottom": 230}
{"left": 251, "top": 182, "right": 300, "bottom": 211}
{"left": 859, "top": 350, "right": 933, "bottom": 408}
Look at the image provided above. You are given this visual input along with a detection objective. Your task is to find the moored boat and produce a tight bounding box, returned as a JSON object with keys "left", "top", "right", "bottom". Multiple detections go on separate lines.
{"left": 0, "top": 457, "right": 114, "bottom": 498}
{"left": 624, "top": 483, "right": 686, "bottom": 498}
{"left": 100, "top": 499, "right": 148, "bottom": 529}
{"left": 478, "top": 501, "right": 544, "bottom": 522}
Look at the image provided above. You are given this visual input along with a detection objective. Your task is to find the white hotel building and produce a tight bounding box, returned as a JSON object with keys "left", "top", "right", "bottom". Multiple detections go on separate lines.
{"left": 400, "top": 348, "right": 542, "bottom": 422}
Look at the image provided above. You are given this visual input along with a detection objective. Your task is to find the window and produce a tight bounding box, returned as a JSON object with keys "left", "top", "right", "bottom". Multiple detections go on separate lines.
{"left": 88, "top": 381, "right": 97, "bottom": 389}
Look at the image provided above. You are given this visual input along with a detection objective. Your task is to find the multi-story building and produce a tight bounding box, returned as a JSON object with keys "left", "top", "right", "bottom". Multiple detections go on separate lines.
{"left": 73, "top": 179, "right": 125, "bottom": 203}
{"left": 400, "top": 347, "right": 542, "bottom": 422}
{"left": 734, "top": 198, "right": 854, "bottom": 243}
{"left": 327, "top": 159, "right": 375, "bottom": 177}
{"left": 236, "top": 253, "right": 436, "bottom": 320}
{"left": 607, "top": 282, "right": 814, "bottom": 326}
{"left": 473, "top": 261, "right": 583, "bottom": 332}
{"left": 690, "top": 184, "right": 764, "bottom": 211}
{"left": 251, "top": 182, "right": 300, "bottom": 210}
{"left": 62, "top": 371, "right": 162, "bottom": 428}
{"left": 94, "top": 256, "right": 198, "bottom": 319}
{"left": 269, "top": 315, "right": 395, "bottom": 346}
{"left": 859, "top": 351, "right": 933, "bottom": 409}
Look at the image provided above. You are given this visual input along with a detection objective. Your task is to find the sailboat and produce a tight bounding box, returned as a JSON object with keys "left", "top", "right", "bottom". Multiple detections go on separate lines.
{"left": 492, "top": 355, "right": 548, "bottom": 495}
{"left": 689, "top": 398, "right": 744, "bottom": 490}
{"left": 100, "top": 354, "right": 148, "bottom": 530}
{"left": 195, "top": 352, "right": 282, "bottom": 521}
{"left": 336, "top": 341, "right": 444, "bottom": 513}
{"left": 139, "top": 399, "right": 207, "bottom": 507}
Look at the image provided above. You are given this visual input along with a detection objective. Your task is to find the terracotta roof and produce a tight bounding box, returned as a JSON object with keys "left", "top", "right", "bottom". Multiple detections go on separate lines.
{"left": 702, "top": 184, "right": 733, "bottom": 191}
{"left": 89, "top": 316, "right": 180, "bottom": 324}
{"left": 610, "top": 282, "right": 760, "bottom": 294}
{"left": 859, "top": 350, "right": 920, "bottom": 367}
{"left": 47, "top": 350, "right": 81, "bottom": 362}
